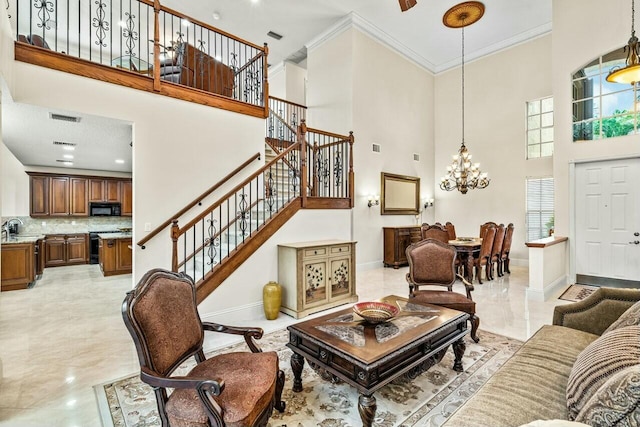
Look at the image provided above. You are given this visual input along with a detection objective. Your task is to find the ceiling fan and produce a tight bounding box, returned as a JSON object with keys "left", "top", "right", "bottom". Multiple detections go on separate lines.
{"left": 399, "top": 0, "right": 417, "bottom": 12}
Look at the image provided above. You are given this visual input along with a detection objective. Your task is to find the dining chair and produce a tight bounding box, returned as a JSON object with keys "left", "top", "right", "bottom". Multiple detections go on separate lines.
{"left": 122, "top": 269, "right": 285, "bottom": 427}
{"left": 479, "top": 221, "right": 497, "bottom": 239}
{"left": 499, "top": 223, "right": 515, "bottom": 276}
{"left": 421, "top": 223, "right": 450, "bottom": 243}
{"left": 472, "top": 225, "right": 496, "bottom": 284}
{"left": 405, "top": 238, "right": 480, "bottom": 342}
{"left": 490, "top": 224, "right": 506, "bottom": 280}
{"left": 445, "top": 222, "right": 457, "bottom": 241}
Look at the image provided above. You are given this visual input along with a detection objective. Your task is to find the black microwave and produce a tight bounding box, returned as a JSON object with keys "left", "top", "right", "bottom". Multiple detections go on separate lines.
{"left": 90, "top": 202, "right": 121, "bottom": 216}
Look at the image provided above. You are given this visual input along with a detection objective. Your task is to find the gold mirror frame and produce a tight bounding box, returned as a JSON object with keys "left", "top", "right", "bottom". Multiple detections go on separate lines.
{"left": 380, "top": 172, "right": 420, "bottom": 215}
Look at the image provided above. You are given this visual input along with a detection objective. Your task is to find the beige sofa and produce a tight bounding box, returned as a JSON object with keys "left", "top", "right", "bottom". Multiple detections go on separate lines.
{"left": 443, "top": 287, "right": 640, "bottom": 427}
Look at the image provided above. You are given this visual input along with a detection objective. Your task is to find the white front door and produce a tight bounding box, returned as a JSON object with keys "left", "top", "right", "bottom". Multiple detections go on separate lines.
{"left": 575, "top": 158, "right": 640, "bottom": 282}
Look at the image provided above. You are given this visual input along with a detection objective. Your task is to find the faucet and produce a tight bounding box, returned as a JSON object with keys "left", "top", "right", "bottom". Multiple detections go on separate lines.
{"left": 5, "top": 218, "right": 24, "bottom": 236}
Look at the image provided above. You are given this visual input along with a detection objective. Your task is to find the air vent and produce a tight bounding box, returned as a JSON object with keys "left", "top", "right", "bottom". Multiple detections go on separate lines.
{"left": 413, "top": 153, "right": 420, "bottom": 161}
{"left": 50, "top": 113, "right": 80, "bottom": 123}
{"left": 53, "top": 141, "right": 77, "bottom": 147}
{"left": 372, "top": 143, "right": 381, "bottom": 153}
{"left": 267, "top": 31, "right": 283, "bottom": 40}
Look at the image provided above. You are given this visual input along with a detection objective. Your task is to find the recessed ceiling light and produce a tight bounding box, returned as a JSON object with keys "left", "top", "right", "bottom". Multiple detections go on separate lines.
{"left": 212, "top": 11, "right": 221, "bottom": 20}
{"left": 115, "top": 159, "right": 125, "bottom": 164}
{"left": 63, "top": 146, "right": 75, "bottom": 151}
{"left": 63, "top": 161, "right": 73, "bottom": 166}
{"left": 63, "top": 154, "right": 74, "bottom": 159}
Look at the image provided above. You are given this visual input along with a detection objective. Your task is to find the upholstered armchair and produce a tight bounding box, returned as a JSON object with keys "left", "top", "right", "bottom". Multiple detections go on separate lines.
{"left": 444, "top": 221, "right": 457, "bottom": 241}
{"left": 479, "top": 221, "right": 497, "bottom": 239}
{"left": 122, "top": 269, "right": 285, "bottom": 427}
{"left": 489, "top": 224, "right": 506, "bottom": 280}
{"left": 472, "top": 224, "right": 495, "bottom": 284}
{"left": 406, "top": 238, "right": 480, "bottom": 342}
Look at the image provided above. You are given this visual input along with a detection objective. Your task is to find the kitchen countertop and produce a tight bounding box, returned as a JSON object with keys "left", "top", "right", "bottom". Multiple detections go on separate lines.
{"left": 1, "top": 234, "right": 45, "bottom": 244}
{"left": 97, "top": 232, "right": 132, "bottom": 239}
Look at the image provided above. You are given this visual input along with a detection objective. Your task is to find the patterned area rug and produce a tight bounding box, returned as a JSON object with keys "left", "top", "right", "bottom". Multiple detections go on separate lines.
{"left": 558, "top": 284, "right": 599, "bottom": 302}
{"left": 96, "top": 329, "right": 522, "bottom": 427}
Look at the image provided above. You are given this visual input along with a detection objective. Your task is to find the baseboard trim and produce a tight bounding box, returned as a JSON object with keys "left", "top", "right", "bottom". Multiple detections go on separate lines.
{"left": 509, "top": 257, "right": 528, "bottom": 268}
{"left": 576, "top": 274, "right": 640, "bottom": 289}
{"left": 200, "top": 301, "right": 264, "bottom": 324}
{"left": 526, "top": 275, "right": 567, "bottom": 301}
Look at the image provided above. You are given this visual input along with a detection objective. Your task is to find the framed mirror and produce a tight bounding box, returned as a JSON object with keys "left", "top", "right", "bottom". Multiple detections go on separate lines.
{"left": 380, "top": 172, "right": 420, "bottom": 215}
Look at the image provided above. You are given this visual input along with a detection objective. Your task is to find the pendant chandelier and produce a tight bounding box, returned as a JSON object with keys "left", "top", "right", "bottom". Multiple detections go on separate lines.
{"left": 606, "top": 0, "right": 640, "bottom": 84}
{"left": 439, "top": 1, "right": 490, "bottom": 195}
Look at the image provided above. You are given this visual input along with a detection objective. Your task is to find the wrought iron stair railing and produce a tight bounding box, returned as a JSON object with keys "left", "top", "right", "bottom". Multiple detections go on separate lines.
{"left": 8, "top": 0, "right": 268, "bottom": 117}
{"left": 266, "top": 96, "right": 306, "bottom": 153}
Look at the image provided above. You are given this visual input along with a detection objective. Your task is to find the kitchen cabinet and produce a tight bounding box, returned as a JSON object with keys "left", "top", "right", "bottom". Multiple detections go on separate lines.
{"left": 44, "top": 234, "right": 88, "bottom": 267}
{"left": 1, "top": 242, "right": 35, "bottom": 291}
{"left": 120, "top": 180, "right": 133, "bottom": 216}
{"left": 383, "top": 226, "right": 422, "bottom": 268}
{"left": 99, "top": 236, "right": 132, "bottom": 276}
{"left": 278, "top": 240, "right": 357, "bottom": 318}
{"left": 28, "top": 173, "right": 130, "bottom": 217}
{"left": 89, "top": 179, "right": 121, "bottom": 203}
{"left": 30, "top": 175, "right": 49, "bottom": 216}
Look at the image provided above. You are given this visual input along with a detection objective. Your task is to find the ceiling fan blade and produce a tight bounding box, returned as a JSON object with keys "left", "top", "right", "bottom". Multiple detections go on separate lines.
{"left": 399, "top": 0, "right": 417, "bottom": 12}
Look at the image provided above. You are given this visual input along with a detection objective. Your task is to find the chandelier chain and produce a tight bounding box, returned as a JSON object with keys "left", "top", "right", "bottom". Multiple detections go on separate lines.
{"left": 633, "top": 0, "right": 636, "bottom": 36}
{"left": 461, "top": 21, "right": 465, "bottom": 146}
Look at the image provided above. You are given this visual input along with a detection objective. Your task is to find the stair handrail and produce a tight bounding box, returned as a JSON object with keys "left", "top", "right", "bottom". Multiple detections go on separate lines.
{"left": 137, "top": 152, "right": 261, "bottom": 249}
{"left": 175, "top": 142, "right": 303, "bottom": 236}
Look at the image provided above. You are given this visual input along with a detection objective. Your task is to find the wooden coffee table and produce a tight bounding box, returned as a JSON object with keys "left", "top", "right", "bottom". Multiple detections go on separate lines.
{"left": 286, "top": 295, "right": 469, "bottom": 427}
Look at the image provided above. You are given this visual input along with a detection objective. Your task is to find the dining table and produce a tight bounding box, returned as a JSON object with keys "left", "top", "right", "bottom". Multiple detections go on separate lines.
{"left": 448, "top": 237, "right": 482, "bottom": 283}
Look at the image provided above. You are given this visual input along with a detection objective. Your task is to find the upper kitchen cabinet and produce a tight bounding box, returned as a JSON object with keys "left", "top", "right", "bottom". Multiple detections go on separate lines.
{"left": 30, "top": 175, "right": 49, "bottom": 216}
{"left": 49, "top": 176, "right": 89, "bottom": 216}
{"left": 89, "top": 179, "right": 121, "bottom": 203}
{"left": 120, "top": 180, "right": 133, "bottom": 216}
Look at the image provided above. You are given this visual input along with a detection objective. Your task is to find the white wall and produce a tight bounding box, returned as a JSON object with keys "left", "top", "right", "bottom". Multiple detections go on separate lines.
{"left": 552, "top": 0, "right": 640, "bottom": 239}
{"left": 1, "top": 142, "right": 29, "bottom": 216}
{"left": 285, "top": 62, "right": 307, "bottom": 106}
{"left": 306, "top": 28, "right": 435, "bottom": 267}
{"left": 434, "top": 35, "right": 553, "bottom": 264}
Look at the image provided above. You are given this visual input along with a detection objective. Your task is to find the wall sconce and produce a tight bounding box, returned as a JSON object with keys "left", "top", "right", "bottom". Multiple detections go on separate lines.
{"left": 424, "top": 198, "right": 434, "bottom": 209}
{"left": 367, "top": 195, "right": 380, "bottom": 208}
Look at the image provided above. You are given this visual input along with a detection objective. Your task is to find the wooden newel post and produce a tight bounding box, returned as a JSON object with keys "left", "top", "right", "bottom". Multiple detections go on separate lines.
{"left": 348, "top": 131, "right": 355, "bottom": 208}
{"left": 299, "top": 119, "right": 308, "bottom": 208}
{"left": 171, "top": 219, "right": 179, "bottom": 272}
{"left": 152, "top": 0, "right": 161, "bottom": 92}
{"left": 262, "top": 43, "right": 269, "bottom": 119}
{"left": 312, "top": 142, "right": 319, "bottom": 197}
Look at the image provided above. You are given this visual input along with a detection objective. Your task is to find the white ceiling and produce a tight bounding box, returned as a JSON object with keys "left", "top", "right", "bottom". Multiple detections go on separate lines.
{"left": 1, "top": 0, "right": 552, "bottom": 174}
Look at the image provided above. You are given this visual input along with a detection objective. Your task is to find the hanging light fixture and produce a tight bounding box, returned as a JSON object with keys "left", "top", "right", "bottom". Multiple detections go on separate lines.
{"left": 440, "top": 1, "right": 490, "bottom": 195}
{"left": 606, "top": 0, "right": 640, "bottom": 84}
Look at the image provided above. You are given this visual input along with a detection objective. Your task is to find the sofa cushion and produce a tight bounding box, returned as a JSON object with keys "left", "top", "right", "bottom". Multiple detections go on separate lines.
{"left": 575, "top": 365, "right": 640, "bottom": 427}
{"left": 566, "top": 326, "right": 640, "bottom": 420}
{"left": 603, "top": 300, "right": 640, "bottom": 333}
{"left": 519, "top": 420, "right": 591, "bottom": 427}
{"left": 443, "top": 325, "right": 598, "bottom": 427}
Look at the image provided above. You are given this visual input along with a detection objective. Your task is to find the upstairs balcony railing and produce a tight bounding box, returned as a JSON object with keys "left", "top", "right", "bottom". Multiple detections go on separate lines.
{"left": 266, "top": 96, "right": 307, "bottom": 152}
{"left": 8, "top": 0, "right": 268, "bottom": 117}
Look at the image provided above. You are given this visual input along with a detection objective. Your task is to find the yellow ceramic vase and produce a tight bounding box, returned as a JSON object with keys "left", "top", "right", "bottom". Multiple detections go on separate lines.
{"left": 262, "top": 281, "right": 282, "bottom": 320}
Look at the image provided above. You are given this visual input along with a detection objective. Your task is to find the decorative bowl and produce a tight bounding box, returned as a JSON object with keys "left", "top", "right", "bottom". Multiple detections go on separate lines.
{"left": 353, "top": 301, "right": 399, "bottom": 324}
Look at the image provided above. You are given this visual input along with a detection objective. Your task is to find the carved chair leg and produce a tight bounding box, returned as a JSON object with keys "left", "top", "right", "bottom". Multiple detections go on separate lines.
{"left": 469, "top": 314, "right": 480, "bottom": 343}
{"left": 275, "top": 369, "right": 286, "bottom": 412}
{"left": 505, "top": 258, "right": 511, "bottom": 274}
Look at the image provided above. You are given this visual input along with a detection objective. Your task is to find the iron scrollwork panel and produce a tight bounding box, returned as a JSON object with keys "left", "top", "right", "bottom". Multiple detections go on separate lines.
{"left": 33, "top": 0, "right": 54, "bottom": 30}
{"left": 92, "top": 1, "right": 110, "bottom": 47}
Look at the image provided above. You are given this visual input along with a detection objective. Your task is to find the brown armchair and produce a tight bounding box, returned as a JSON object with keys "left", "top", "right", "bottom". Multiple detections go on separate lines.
{"left": 479, "top": 221, "right": 497, "bottom": 239}
{"left": 444, "top": 222, "right": 457, "bottom": 241}
{"left": 420, "top": 223, "right": 450, "bottom": 243}
{"left": 122, "top": 269, "right": 285, "bottom": 427}
{"left": 406, "top": 238, "right": 480, "bottom": 342}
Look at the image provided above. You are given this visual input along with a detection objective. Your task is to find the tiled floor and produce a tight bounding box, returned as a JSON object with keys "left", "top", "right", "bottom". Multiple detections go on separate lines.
{"left": 0, "top": 263, "right": 568, "bottom": 427}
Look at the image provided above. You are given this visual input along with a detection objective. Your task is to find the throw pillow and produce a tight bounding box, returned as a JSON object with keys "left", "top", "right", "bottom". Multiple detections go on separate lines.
{"left": 604, "top": 300, "right": 640, "bottom": 333}
{"left": 575, "top": 365, "right": 640, "bottom": 427}
{"left": 566, "top": 325, "right": 640, "bottom": 420}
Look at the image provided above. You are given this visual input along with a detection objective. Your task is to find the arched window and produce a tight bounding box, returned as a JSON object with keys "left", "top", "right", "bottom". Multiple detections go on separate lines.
{"left": 572, "top": 47, "right": 639, "bottom": 141}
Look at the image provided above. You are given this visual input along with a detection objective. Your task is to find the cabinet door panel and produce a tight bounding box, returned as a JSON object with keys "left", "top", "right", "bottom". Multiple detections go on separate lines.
{"left": 100, "top": 239, "right": 117, "bottom": 274}
{"left": 66, "top": 235, "right": 88, "bottom": 264}
{"left": 50, "top": 177, "right": 70, "bottom": 216}
{"left": 30, "top": 176, "right": 50, "bottom": 216}
{"left": 120, "top": 181, "right": 133, "bottom": 216}
{"left": 302, "top": 260, "right": 328, "bottom": 307}
{"left": 45, "top": 238, "right": 67, "bottom": 267}
{"left": 70, "top": 178, "right": 89, "bottom": 216}
{"left": 329, "top": 257, "right": 351, "bottom": 298}
{"left": 105, "top": 180, "right": 121, "bottom": 202}
{"left": 1, "top": 244, "right": 34, "bottom": 286}
{"left": 116, "top": 239, "right": 132, "bottom": 272}
{"left": 89, "top": 179, "right": 105, "bottom": 202}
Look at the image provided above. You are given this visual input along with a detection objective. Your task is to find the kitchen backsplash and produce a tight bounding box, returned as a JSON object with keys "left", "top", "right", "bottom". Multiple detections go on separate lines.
{"left": 1, "top": 216, "right": 133, "bottom": 235}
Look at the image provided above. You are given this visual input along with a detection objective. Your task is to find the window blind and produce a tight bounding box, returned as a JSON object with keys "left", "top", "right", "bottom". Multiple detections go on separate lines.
{"left": 526, "top": 177, "right": 554, "bottom": 241}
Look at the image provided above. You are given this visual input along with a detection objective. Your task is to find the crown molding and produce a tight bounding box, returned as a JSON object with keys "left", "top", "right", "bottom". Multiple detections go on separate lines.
{"left": 268, "top": 61, "right": 285, "bottom": 76}
{"left": 435, "top": 22, "right": 553, "bottom": 74}
{"left": 305, "top": 12, "right": 437, "bottom": 74}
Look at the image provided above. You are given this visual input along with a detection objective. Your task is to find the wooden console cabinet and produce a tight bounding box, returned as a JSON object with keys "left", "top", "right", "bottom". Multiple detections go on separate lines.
{"left": 278, "top": 240, "right": 357, "bottom": 318}
{"left": 383, "top": 225, "right": 422, "bottom": 268}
